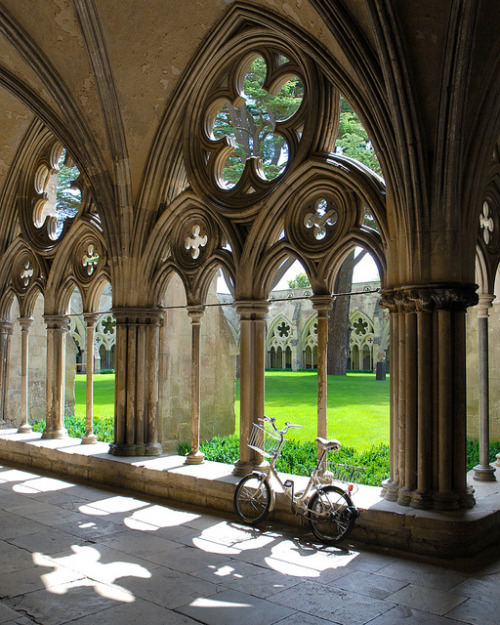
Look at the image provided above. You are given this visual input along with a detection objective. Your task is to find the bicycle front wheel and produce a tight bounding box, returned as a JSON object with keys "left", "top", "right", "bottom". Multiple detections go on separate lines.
{"left": 234, "top": 473, "right": 271, "bottom": 525}
{"left": 308, "top": 485, "right": 356, "bottom": 544}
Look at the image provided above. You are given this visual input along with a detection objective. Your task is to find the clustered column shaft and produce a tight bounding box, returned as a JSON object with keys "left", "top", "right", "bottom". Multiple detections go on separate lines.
{"left": 473, "top": 294, "right": 496, "bottom": 481}
{"left": 0, "top": 321, "right": 12, "bottom": 426}
{"left": 110, "top": 308, "right": 163, "bottom": 456}
{"left": 82, "top": 313, "right": 98, "bottom": 444}
{"left": 233, "top": 301, "right": 269, "bottom": 477}
{"left": 43, "top": 315, "right": 69, "bottom": 439}
{"left": 185, "top": 305, "right": 205, "bottom": 465}
{"left": 312, "top": 295, "right": 333, "bottom": 454}
{"left": 381, "top": 284, "right": 477, "bottom": 510}
{"left": 18, "top": 317, "right": 33, "bottom": 433}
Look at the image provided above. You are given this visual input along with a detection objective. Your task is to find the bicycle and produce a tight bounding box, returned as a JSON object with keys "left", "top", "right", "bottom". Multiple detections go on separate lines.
{"left": 233, "top": 415, "right": 363, "bottom": 544}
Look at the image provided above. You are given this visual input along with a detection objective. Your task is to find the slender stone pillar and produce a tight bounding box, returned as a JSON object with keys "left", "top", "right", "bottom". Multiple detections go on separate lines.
{"left": 312, "top": 296, "right": 333, "bottom": 453}
{"left": 82, "top": 313, "right": 98, "bottom": 444}
{"left": 380, "top": 284, "right": 478, "bottom": 510}
{"left": 0, "top": 320, "right": 12, "bottom": 423}
{"left": 18, "top": 317, "right": 33, "bottom": 433}
{"left": 473, "top": 295, "right": 496, "bottom": 480}
{"left": 233, "top": 301, "right": 269, "bottom": 476}
{"left": 109, "top": 308, "right": 163, "bottom": 456}
{"left": 185, "top": 305, "right": 205, "bottom": 465}
{"left": 42, "top": 315, "right": 69, "bottom": 439}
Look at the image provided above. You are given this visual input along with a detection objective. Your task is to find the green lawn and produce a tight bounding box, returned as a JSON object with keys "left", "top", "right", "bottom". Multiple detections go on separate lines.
{"left": 236, "top": 371, "right": 389, "bottom": 450}
{"left": 75, "top": 371, "right": 389, "bottom": 450}
{"left": 74, "top": 374, "right": 115, "bottom": 418}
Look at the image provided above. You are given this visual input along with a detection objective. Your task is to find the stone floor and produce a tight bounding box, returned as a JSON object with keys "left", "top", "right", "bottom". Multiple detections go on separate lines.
{"left": 1, "top": 464, "right": 500, "bottom": 625}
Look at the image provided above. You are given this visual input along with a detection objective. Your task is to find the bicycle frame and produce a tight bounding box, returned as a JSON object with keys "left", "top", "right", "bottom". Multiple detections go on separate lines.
{"left": 252, "top": 431, "right": 333, "bottom": 517}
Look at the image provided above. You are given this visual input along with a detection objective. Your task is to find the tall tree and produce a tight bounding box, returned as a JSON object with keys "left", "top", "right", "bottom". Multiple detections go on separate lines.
{"left": 213, "top": 56, "right": 303, "bottom": 186}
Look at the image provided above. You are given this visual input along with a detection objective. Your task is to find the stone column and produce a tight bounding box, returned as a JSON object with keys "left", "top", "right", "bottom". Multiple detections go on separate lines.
{"left": 185, "top": 305, "right": 205, "bottom": 465}
{"left": 82, "top": 313, "right": 98, "bottom": 444}
{"left": 18, "top": 317, "right": 33, "bottom": 433}
{"left": 380, "top": 285, "right": 477, "bottom": 510}
{"left": 0, "top": 320, "right": 12, "bottom": 422}
{"left": 109, "top": 308, "right": 163, "bottom": 456}
{"left": 42, "top": 315, "right": 69, "bottom": 439}
{"left": 312, "top": 296, "right": 333, "bottom": 450}
{"left": 233, "top": 301, "right": 269, "bottom": 476}
{"left": 474, "top": 295, "right": 496, "bottom": 480}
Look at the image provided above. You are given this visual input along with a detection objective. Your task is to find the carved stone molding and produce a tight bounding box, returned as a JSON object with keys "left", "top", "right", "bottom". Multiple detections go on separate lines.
{"left": 380, "top": 283, "right": 478, "bottom": 313}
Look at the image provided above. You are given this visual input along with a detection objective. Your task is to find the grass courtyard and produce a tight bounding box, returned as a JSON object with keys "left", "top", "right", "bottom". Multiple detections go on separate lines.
{"left": 72, "top": 371, "right": 390, "bottom": 450}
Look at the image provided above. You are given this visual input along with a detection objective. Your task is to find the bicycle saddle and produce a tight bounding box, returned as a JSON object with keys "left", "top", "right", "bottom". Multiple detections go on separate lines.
{"left": 316, "top": 437, "right": 341, "bottom": 451}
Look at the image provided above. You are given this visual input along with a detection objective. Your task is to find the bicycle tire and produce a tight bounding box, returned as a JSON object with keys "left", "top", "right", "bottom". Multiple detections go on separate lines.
{"left": 308, "top": 485, "right": 356, "bottom": 544}
{"left": 234, "top": 473, "right": 271, "bottom": 525}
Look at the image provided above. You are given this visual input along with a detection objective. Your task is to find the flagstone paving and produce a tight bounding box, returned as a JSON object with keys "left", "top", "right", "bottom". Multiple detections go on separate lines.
{"left": 1, "top": 464, "right": 499, "bottom": 625}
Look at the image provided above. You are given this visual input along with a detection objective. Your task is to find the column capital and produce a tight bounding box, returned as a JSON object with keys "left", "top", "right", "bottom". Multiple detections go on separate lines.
{"left": 112, "top": 307, "right": 164, "bottom": 326}
{"left": 310, "top": 294, "right": 333, "bottom": 315}
{"left": 83, "top": 312, "right": 99, "bottom": 326}
{"left": 44, "top": 314, "right": 70, "bottom": 330}
{"left": 0, "top": 320, "right": 13, "bottom": 335}
{"left": 18, "top": 317, "right": 33, "bottom": 331}
{"left": 380, "top": 283, "right": 478, "bottom": 313}
{"left": 234, "top": 300, "right": 269, "bottom": 320}
{"left": 187, "top": 304, "right": 205, "bottom": 323}
{"left": 477, "top": 293, "right": 495, "bottom": 318}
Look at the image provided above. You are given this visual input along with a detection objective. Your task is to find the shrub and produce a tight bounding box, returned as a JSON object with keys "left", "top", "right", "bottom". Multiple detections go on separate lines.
{"left": 31, "top": 415, "right": 114, "bottom": 443}
{"left": 179, "top": 435, "right": 390, "bottom": 486}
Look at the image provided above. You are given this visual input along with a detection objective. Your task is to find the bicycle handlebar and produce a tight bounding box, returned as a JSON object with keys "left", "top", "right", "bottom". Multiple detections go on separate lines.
{"left": 258, "top": 416, "right": 301, "bottom": 433}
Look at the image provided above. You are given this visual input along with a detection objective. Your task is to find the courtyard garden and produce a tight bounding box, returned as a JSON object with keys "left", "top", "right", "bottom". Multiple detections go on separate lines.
{"left": 31, "top": 371, "right": 500, "bottom": 486}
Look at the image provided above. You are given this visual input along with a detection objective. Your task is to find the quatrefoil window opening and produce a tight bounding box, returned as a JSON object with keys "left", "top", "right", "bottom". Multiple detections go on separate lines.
{"left": 102, "top": 316, "right": 116, "bottom": 335}
{"left": 82, "top": 244, "right": 100, "bottom": 276}
{"left": 33, "top": 148, "right": 82, "bottom": 240}
{"left": 480, "top": 201, "right": 494, "bottom": 245}
{"left": 210, "top": 55, "right": 304, "bottom": 189}
{"left": 304, "top": 198, "right": 338, "bottom": 241}
{"left": 184, "top": 224, "right": 208, "bottom": 260}
{"left": 20, "top": 260, "right": 34, "bottom": 287}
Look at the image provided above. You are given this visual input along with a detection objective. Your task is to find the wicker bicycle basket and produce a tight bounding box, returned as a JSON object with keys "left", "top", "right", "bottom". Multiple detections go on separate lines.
{"left": 248, "top": 422, "right": 282, "bottom": 458}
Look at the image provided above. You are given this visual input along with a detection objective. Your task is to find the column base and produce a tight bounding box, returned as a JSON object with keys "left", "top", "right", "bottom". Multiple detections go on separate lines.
{"left": 473, "top": 463, "right": 496, "bottom": 481}
{"left": 108, "top": 442, "right": 162, "bottom": 457}
{"left": 42, "top": 428, "right": 68, "bottom": 439}
{"left": 233, "top": 460, "right": 253, "bottom": 477}
{"left": 409, "top": 490, "right": 434, "bottom": 510}
{"left": 185, "top": 450, "right": 205, "bottom": 465}
{"left": 81, "top": 434, "right": 98, "bottom": 445}
{"left": 381, "top": 479, "right": 398, "bottom": 502}
{"left": 396, "top": 487, "right": 412, "bottom": 507}
{"left": 382, "top": 481, "right": 476, "bottom": 510}
{"left": 17, "top": 423, "right": 32, "bottom": 434}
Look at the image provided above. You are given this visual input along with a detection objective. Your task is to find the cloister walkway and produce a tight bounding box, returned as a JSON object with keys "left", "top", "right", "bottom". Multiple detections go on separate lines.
{"left": 1, "top": 460, "right": 500, "bottom": 625}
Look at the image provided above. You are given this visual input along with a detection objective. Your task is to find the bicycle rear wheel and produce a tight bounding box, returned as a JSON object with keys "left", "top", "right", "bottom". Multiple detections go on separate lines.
{"left": 308, "top": 485, "right": 356, "bottom": 544}
{"left": 234, "top": 473, "right": 271, "bottom": 525}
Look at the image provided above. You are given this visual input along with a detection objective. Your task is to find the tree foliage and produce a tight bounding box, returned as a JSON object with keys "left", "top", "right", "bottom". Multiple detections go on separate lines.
{"left": 287, "top": 272, "right": 311, "bottom": 289}
{"left": 56, "top": 150, "right": 81, "bottom": 223}
{"left": 212, "top": 56, "right": 303, "bottom": 186}
{"left": 336, "top": 98, "right": 382, "bottom": 176}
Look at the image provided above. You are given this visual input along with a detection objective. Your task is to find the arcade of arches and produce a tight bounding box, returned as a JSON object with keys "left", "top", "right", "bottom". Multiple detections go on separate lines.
{"left": 0, "top": 1, "right": 499, "bottom": 555}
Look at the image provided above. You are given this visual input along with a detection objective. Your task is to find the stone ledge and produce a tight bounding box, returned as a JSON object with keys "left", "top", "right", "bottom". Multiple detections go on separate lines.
{"left": 0, "top": 428, "right": 498, "bottom": 558}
